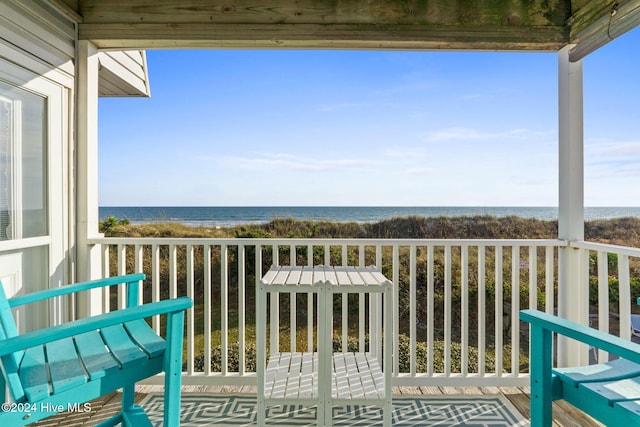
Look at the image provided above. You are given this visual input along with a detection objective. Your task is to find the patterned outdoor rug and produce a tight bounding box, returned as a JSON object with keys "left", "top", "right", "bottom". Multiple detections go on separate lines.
{"left": 140, "top": 393, "right": 529, "bottom": 426}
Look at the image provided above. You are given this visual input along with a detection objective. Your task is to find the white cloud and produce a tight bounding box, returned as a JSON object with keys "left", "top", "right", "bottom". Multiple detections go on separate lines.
{"left": 419, "top": 127, "right": 554, "bottom": 143}
{"left": 587, "top": 138, "right": 640, "bottom": 156}
{"left": 585, "top": 138, "right": 640, "bottom": 178}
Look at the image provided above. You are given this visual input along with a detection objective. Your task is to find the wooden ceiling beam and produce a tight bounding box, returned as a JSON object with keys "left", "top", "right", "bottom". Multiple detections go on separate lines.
{"left": 79, "top": 22, "right": 568, "bottom": 51}
{"left": 77, "top": 0, "right": 570, "bottom": 51}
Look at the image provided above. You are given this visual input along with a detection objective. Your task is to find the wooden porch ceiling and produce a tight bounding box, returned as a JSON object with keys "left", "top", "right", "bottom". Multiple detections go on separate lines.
{"left": 61, "top": 0, "right": 640, "bottom": 60}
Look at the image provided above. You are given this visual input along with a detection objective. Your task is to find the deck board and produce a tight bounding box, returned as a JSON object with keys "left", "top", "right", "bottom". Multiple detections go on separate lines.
{"left": 34, "top": 385, "right": 604, "bottom": 426}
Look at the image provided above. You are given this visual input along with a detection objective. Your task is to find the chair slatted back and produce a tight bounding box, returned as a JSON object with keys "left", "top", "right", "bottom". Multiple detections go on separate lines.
{"left": 0, "top": 281, "right": 26, "bottom": 402}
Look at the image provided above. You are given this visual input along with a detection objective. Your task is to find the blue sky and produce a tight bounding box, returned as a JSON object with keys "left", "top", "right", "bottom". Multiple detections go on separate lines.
{"left": 98, "top": 28, "right": 640, "bottom": 207}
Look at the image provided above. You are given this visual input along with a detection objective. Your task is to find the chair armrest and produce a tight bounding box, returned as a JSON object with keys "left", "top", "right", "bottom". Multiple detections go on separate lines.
{"left": 8, "top": 274, "right": 145, "bottom": 308}
{"left": 520, "top": 309, "right": 640, "bottom": 365}
{"left": 0, "top": 297, "right": 192, "bottom": 357}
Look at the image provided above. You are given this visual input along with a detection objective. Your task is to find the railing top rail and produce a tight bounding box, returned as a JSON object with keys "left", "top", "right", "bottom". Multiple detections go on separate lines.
{"left": 88, "top": 236, "right": 565, "bottom": 247}
{"left": 570, "top": 240, "right": 640, "bottom": 257}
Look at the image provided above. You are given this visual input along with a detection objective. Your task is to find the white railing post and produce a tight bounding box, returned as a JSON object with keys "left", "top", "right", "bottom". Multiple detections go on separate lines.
{"left": 204, "top": 245, "right": 212, "bottom": 375}
{"left": 619, "top": 255, "right": 631, "bottom": 341}
{"left": 221, "top": 244, "right": 228, "bottom": 375}
{"left": 495, "top": 245, "right": 504, "bottom": 376}
{"left": 461, "top": 245, "right": 469, "bottom": 377}
{"left": 558, "top": 44, "right": 587, "bottom": 367}
{"left": 410, "top": 244, "right": 417, "bottom": 376}
{"left": 444, "top": 245, "right": 451, "bottom": 376}
{"left": 238, "top": 244, "right": 246, "bottom": 375}
{"left": 511, "top": 245, "right": 520, "bottom": 375}
{"left": 75, "top": 40, "right": 102, "bottom": 317}
{"left": 477, "top": 246, "right": 486, "bottom": 377}
{"left": 186, "top": 244, "right": 195, "bottom": 374}
{"left": 597, "top": 251, "right": 609, "bottom": 362}
{"left": 392, "top": 245, "right": 399, "bottom": 376}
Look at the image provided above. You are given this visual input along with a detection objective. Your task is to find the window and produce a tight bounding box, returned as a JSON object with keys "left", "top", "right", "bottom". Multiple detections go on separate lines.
{"left": 0, "top": 80, "right": 47, "bottom": 241}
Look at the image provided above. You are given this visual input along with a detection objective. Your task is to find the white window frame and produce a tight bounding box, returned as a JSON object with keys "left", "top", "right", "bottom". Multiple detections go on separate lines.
{"left": 0, "top": 58, "right": 69, "bottom": 328}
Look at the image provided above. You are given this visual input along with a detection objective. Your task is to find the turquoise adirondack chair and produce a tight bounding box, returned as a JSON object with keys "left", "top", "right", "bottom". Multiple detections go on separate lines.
{"left": 0, "top": 273, "right": 192, "bottom": 426}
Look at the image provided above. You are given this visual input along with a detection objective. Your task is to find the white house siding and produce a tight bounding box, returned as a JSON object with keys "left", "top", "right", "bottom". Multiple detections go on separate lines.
{"left": 0, "top": 0, "right": 75, "bottom": 87}
{"left": 99, "top": 50, "right": 150, "bottom": 97}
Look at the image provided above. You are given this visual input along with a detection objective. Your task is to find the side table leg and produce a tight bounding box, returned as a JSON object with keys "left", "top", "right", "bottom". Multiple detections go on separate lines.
{"left": 325, "top": 400, "right": 332, "bottom": 427}
{"left": 383, "top": 398, "right": 392, "bottom": 427}
{"left": 257, "top": 398, "right": 265, "bottom": 426}
{"left": 317, "top": 399, "right": 325, "bottom": 426}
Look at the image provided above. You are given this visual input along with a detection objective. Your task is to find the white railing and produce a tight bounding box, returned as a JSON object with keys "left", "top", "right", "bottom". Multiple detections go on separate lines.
{"left": 570, "top": 241, "right": 640, "bottom": 363}
{"left": 89, "top": 237, "right": 564, "bottom": 386}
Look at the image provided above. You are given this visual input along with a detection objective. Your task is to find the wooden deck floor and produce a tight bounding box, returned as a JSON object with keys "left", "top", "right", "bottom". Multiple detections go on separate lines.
{"left": 33, "top": 385, "right": 603, "bottom": 426}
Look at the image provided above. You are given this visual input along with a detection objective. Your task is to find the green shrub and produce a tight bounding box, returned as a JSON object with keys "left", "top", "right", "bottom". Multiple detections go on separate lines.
{"left": 99, "top": 215, "right": 130, "bottom": 233}
{"left": 190, "top": 341, "right": 257, "bottom": 372}
{"left": 396, "top": 334, "right": 498, "bottom": 373}
{"left": 190, "top": 334, "right": 505, "bottom": 375}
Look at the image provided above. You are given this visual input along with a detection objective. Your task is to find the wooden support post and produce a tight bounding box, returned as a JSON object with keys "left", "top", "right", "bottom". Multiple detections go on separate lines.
{"left": 557, "top": 44, "right": 587, "bottom": 367}
{"left": 75, "top": 40, "right": 103, "bottom": 317}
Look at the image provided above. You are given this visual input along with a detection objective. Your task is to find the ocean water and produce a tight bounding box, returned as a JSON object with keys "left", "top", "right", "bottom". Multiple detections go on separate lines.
{"left": 98, "top": 206, "right": 640, "bottom": 228}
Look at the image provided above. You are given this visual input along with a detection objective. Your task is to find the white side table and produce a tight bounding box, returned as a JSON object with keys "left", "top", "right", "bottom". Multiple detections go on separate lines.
{"left": 257, "top": 265, "right": 392, "bottom": 427}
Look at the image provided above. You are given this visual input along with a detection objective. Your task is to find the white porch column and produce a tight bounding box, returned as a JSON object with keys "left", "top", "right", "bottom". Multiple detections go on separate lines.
{"left": 75, "top": 40, "right": 103, "bottom": 316}
{"left": 557, "top": 45, "right": 587, "bottom": 367}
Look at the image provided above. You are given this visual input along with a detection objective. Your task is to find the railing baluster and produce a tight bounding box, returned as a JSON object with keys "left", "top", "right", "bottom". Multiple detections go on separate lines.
{"left": 118, "top": 244, "right": 126, "bottom": 309}
{"left": 186, "top": 244, "right": 195, "bottom": 374}
{"left": 461, "top": 244, "right": 469, "bottom": 377}
{"left": 444, "top": 245, "right": 451, "bottom": 376}
{"left": 307, "top": 244, "right": 313, "bottom": 353}
{"left": 511, "top": 245, "right": 520, "bottom": 376}
{"left": 238, "top": 244, "right": 246, "bottom": 375}
{"left": 359, "top": 244, "right": 365, "bottom": 353}
{"left": 528, "top": 246, "right": 538, "bottom": 376}
{"left": 169, "top": 244, "right": 177, "bottom": 299}
{"left": 477, "top": 245, "right": 486, "bottom": 377}
{"left": 204, "top": 244, "right": 212, "bottom": 375}
{"left": 152, "top": 244, "right": 160, "bottom": 333}
{"left": 495, "top": 245, "right": 503, "bottom": 376}
{"left": 619, "top": 254, "right": 631, "bottom": 341}
{"left": 291, "top": 244, "right": 296, "bottom": 353}
{"left": 529, "top": 246, "right": 537, "bottom": 311}
{"left": 342, "top": 243, "right": 348, "bottom": 352}
{"left": 597, "top": 250, "right": 609, "bottom": 363}
{"left": 255, "top": 244, "right": 263, "bottom": 373}
{"left": 221, "top": 244, "right": 228, "bottom": 375}
{"left": 545, "top": 246, "right": 554, "bottom": 314}
{"left": 427, "top": 244, "right": 434, "bottom": 376}
{"left": 135, "top": 244, "right": 144, "bottom": 305}
{"left": 410, "top": 244, "right": 417, "bottom": 376}
{"left": 102, "top": 244, "right": 110, "bottom": 314}
{"left": 373, "top": 245, "right": 382, "bottom": 358}
{"left": 271, "top": 245, "right": 279, "bottom": 355}
{"left": 392, "top": 244, "right": 399, "bottom": 376}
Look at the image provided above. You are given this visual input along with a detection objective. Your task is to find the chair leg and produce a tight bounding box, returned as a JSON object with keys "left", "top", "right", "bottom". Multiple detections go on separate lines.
{"left": 122, "top": 383, "right": 135, "bottom": 411}
{"left": 164, "top": 311, "right": 185, "bottom": 427}
{"left": 0, "top": 372, "right": 5, "bottom": 403}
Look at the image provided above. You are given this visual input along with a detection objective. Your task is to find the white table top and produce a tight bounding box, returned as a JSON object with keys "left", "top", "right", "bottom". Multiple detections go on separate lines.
{"left": 260, "top": 265, "right": 391, "bottom": 289}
